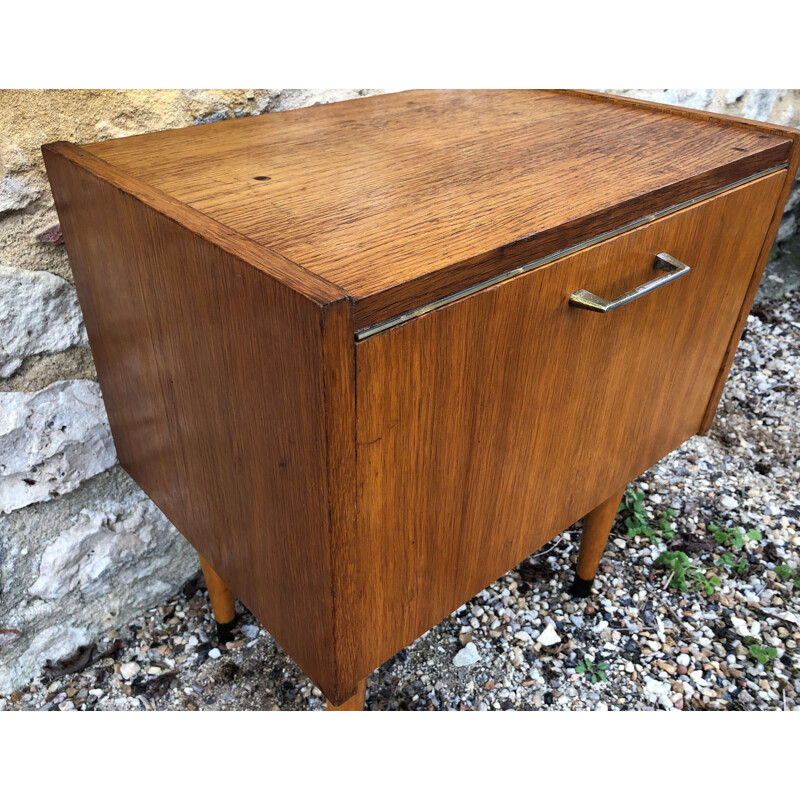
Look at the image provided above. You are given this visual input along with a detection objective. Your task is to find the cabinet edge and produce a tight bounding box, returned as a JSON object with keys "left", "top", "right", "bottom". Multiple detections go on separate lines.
{"left": 42, "top": 141, "right": 349, "bottom": 307}
{"left": 320, "top": 299, "right": 362, "bottom": 704}
{"left": 699, "top": 134, "right": 800, "bottom": 433}
{"left": 556, "top": 90, "right": 800, "bottom": 141}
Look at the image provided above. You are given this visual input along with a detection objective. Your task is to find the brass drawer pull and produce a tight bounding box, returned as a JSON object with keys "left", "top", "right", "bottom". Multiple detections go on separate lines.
{"left": 569, "top": 252, "right": 691, "bottom": 313}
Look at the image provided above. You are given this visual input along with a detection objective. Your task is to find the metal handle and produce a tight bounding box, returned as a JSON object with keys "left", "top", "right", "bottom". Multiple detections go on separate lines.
{"left": 569, "top": 252, "right": 691, "bottom": 313}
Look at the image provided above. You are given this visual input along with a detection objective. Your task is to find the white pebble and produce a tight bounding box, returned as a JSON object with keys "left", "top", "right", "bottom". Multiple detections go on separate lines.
{"left": 731, "top": 616, "right": 749, "bottom": 636}
{"left": 120, "top": 662, "right": 140, "bottom": 680}
{"left": 644, "top": 677, "right": 670, "bottom": 697}
{"left": 208, "top": 648, "right": 222, "bottom": 659}
{"left": 453, "top": 642, "right": 480, "bottom": 667}
{"left": 536, "top": 623, "right": 562, "bottom": 646}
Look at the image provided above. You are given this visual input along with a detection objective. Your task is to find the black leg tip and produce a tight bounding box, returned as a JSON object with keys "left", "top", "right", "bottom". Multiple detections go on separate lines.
{"left": 571, "top": 575, "right": 594, "bottom": 598}
{"left": 216, "top": 619, "right": 236, "bottom": 644}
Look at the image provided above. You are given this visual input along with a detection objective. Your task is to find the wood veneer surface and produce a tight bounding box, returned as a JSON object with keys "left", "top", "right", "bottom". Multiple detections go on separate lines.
{"left": 83, "top": 90, "right": 791, "bottom": 329}
{"left": 351, "top": 172, "right": 784, "bottom": 678}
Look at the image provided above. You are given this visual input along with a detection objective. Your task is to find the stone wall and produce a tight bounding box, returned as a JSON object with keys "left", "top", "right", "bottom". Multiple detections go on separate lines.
{"left": 1, "top": 89, "right": 798, "bottom": 695}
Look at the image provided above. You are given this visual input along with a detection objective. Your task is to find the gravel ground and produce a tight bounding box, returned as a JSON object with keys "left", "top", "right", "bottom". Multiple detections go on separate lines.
{"left": 2, "top": 290, "right": 798, "bottom": 712}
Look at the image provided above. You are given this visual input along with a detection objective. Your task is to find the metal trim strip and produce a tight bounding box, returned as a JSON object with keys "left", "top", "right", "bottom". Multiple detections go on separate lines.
{"left": 355, "top": 163, "right": 788, "bottom": 341}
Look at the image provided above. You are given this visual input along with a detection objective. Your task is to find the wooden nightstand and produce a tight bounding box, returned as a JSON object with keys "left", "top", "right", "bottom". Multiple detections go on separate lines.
{"left": 43, "top": 90, "right": 799, "bottom": 710}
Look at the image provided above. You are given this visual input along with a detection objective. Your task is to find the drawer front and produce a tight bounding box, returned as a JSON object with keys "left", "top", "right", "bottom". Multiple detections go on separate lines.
{"left": 353, "top": 171, "right": 784, "bottom": 675}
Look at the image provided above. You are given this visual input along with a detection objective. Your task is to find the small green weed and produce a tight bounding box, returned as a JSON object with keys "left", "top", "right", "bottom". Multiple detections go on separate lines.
{"left": 773, "top": 564, "right": 800, "bottom": 590}
{"left": 656, "top": 550, "right": 721, "bottom": 595}
{"left": 618, "top": 489, "right": 676, "bottom": 543}
{"left": 708, "top": 522, "right": 761, "bottom": 551}
{"left": 657, "top": 508, "right": 678, "bottom": 539}
{"left": 748, "top": 643, "right": 778, "bottom": 665}
{"left": 715, "top": 552, "right": 750, "bottom": 576}
{"left": 575, "top": 656, "right": 609, "bottom": 683}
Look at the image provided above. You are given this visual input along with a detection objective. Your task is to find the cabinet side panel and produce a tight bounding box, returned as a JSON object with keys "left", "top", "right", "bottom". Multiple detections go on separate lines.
{"left": 43, "top": 147, "right": 340, "bottom": 695}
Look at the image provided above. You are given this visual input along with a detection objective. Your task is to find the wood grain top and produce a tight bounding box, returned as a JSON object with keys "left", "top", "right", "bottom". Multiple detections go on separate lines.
{"left": 82, "top": 90, "right": 792, "bottom": 328}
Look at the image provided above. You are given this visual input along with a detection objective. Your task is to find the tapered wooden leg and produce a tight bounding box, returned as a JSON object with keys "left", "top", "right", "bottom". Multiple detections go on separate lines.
{"left": 571, "top": 486, "right": 626, "bottom": 598}
{"left": 326, "top": 679, "right": 367, "bottom": 711}
{"left": 198, "top": 554, "right": 237, "bottom": 643}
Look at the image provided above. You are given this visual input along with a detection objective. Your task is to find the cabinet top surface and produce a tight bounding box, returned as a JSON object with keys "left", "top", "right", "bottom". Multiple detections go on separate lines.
{"left": 83, "top": 90, "right": 791, "bottom": 323}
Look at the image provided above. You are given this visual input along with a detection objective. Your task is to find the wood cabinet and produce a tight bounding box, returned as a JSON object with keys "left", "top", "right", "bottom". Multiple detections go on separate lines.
{"left": 43, "top": 90, "right": 799, "bottom": 708}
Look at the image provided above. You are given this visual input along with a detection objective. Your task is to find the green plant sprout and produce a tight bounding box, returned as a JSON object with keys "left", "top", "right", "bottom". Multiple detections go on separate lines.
{"left": 656, "top": 550, "right": 721, "bottom": 595}
{"left": 773, "top": 564, "right": 800, "bottom": 590}
{"left": 618, "top": 489, "right": 676, "bottom": 543}
{"left": 748, "top": 643, "right": 778, "bottom": 665}
{"left": 715, "top": 552, "right": 750, "bottom": 576}
{"left": 707, "top": 522, "right": 761, "bottom": 551}
{"left": 575, "top": 656, "right": 609, "bottom": 683}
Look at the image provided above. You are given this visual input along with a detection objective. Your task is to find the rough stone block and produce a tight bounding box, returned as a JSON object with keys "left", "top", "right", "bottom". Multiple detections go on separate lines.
{"left": 0, "top": 467, "right": 196, "bottom": 695}
{"left": 0, "top": 176, "right": 34, "bottom": 215}
{"left": 0, "top": 263, "right": 87, "bottom": 378}
{"left": 0, "top": 380, "right": 115, "bottom": 513}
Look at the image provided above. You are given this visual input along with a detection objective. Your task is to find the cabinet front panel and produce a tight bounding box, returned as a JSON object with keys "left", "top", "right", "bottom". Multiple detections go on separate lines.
{"left": 353, "top": 171, "right": 784, "bottom": 675}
